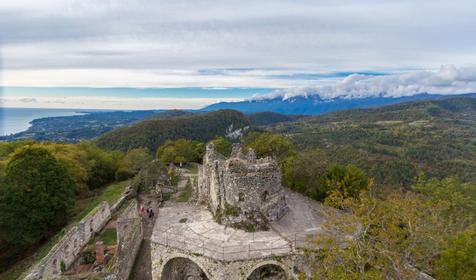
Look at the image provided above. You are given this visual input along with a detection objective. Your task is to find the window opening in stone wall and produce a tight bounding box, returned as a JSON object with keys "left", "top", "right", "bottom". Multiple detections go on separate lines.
{"left": 261, "top": 191, "right": 269, "bottom": 202}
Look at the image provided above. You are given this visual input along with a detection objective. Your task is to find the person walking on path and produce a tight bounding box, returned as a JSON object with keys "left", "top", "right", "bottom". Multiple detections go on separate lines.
{"left": 147, "top": 207, "right": 154, "bottom": 223}
{"left": 139, "top": 205, "right": 145, "bottom": 217}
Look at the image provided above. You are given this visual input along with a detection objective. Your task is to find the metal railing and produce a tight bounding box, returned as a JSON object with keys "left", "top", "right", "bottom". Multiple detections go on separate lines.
{"left": 156, "top": 231, "right": 319, "bottom": 261}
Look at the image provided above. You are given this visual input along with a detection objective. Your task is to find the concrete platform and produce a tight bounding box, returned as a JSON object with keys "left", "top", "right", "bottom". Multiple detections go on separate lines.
{"left": 151, "top": 189, "right": 332, "bottom": 261}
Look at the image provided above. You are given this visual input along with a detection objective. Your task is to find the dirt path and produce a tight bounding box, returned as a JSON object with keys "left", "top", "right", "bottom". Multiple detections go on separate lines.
{"left": 129, "top": 172, "right": 193, "bottom": 279}
{"left": 128, "top": 193, "right": 160, "bottom": 280}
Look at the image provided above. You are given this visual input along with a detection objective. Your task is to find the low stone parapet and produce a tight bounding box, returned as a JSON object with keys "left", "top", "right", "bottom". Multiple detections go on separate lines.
{"left": 24, "top": 202, "right": 111, "bottom": 280}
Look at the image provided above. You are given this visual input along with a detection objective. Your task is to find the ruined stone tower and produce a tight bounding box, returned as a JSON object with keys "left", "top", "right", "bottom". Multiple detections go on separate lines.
{"left": 197, "top": 143, "right": 288, "bottom": 230}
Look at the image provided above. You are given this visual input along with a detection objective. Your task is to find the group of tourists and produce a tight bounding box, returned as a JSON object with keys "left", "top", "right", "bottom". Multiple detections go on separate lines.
{"left": 139, "top": 204, "right": 154, "bottom": 221}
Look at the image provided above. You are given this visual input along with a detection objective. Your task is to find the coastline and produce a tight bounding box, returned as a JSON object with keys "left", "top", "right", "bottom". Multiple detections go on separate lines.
{"left": 0, "top": 108, "right": 94, "bottom": 136}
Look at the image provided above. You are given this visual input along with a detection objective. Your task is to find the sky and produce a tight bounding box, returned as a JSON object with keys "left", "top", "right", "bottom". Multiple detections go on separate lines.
{"left": 1, "top": 0, "right": 475, "bottom": 109}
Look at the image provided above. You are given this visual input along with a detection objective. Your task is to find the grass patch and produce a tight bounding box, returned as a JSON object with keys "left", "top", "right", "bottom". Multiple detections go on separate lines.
{"left": 73, "top": 180, "right": 130, "bottom": 222}
{"left": 184, "top": 163, "right": 198, "bottom": 174}
{"left": 0, "top": 180, "right": 129, "bottom": 280}
{"left": 176, "top": 180, "right": 192, "bottom": 202}
{"left": 162, "top": 192, "right": 172, "bottom": 201}
{"left": 89, "top": 228, "right": 117, "bottom": 246}
{"left": 224, "top": 202, "right": 240, "bottom": 217}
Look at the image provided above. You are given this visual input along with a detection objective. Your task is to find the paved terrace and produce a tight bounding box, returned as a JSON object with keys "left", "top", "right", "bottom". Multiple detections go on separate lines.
{"left": 151, "top": 189, "right": 332, "bottom": 261}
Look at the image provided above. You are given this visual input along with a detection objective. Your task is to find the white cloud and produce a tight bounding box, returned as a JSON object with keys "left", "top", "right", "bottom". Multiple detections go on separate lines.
{"left": 1, "top": 0, "right": 475, "bottom": 88}
{"left": 255, "top": 65, "right": 476, "bottom": 100}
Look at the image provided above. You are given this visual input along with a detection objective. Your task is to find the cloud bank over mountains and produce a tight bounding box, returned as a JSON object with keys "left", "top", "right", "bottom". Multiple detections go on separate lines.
{"left": 256, "top": 66, "right": 476, "bottom": 101}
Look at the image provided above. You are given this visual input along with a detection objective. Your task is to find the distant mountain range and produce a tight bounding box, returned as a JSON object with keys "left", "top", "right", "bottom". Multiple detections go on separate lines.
{"left": 202, "top": 93, "right": 476, "bottom": 115}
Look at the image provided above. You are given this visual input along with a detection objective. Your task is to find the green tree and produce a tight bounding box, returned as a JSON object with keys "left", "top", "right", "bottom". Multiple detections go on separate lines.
{"left": 323, "top": 165, "right": 370, "bottom": 200}
{"left": 413, "top": 176, "right": 476, "bottom": 231}
{"left": 132, "top": 160, "right": 167, "bottom": 192}
{"left": 435, "top": 229, "right": 476, "bottom": 280}
{"left": 78, "top": 141, "right": 118, "bottom": 189}
{"left": 305, "top": 188, "right": 450, "bottom": 279}
{"left": 0, "top": 147, "right": 75, "bottom": 250}
{"left": 156, "top": 139, "right": 202, "bottom": 166}
{"left": 210, "top": 136, "right": 232, "bottom": 157}
{"left": 282, "top": 149, "right": 329, "bottom": 200}
{"left": 115, "top": 148, "right": 152, "bottom": 180}
{"left": 244, "top": 132, "right": 294, "bottom": 164}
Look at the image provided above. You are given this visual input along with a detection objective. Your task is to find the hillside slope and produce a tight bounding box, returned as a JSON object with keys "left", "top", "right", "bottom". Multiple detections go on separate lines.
{"left": 247, "top": 112, "right": 303, "bottom": 126}
{"left": 264, "top": 97, "right": 476, "bottom": 186}
{"left": 96, "top": 110, "right": 249, "bottom": 152}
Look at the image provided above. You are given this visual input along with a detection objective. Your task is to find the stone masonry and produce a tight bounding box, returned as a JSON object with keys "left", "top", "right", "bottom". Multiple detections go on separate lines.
{"left": 24, "top": 202, "right": 111, "bottom": 280}
{"left": 197, "top": 143, "right": 288, "bottom": 230}
{"left": 151, "top": 243, "right": 293, "bottom": 280}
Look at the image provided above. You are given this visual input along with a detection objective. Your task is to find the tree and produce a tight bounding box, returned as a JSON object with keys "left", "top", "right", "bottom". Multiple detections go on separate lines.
{"left": 78, "top": 141, "right": 118, "bottom": 189}
{"left": 304, "top": 188, "right": 450, "bottom": 279}
{"left": 323, "top": 165, "right": 370, "bottom": 200}
{"left": 0, "top": 146, "right": 75, "bottom": 250}
{"left": 413, "top": 176, "right": 476, "bottom": 231}
{"left": 210, "top": 136, "right": 232, "bottom": 157}
{"left": 435, "top": 229, "right": 476, "bottom": 280}
{"left": 244, "top": 132, "right": 294, "bottom": 164}
{"left": 156, "top": 139, "right": 202, "bottom": 166}
{"left": 132, "top": 160, "right": 168, "bottom": 192}
{"left": 282, "top": 149, "right": 329, "bottom": 200}
{"left": 116, "top": 148, "right": 152, "bottom": 180}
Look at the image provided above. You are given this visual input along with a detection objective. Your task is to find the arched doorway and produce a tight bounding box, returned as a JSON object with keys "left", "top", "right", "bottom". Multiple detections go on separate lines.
{"left": 247, "top": 263, "right": 288, "bottom": 280}
{"left": 161, "top": 257, "right": 209, "bottom": 280}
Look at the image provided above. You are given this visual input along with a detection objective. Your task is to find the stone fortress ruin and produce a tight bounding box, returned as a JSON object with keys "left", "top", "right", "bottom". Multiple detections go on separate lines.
{"left": 197, "top": 143, "right": 289, "bottom": 230}
{"left": 17, "top": 133, "right": 436, "bottom": 280}
{"left": 151, "top": 143, "right": 336, "bottom": 280}
{"left": 23, "top": 141, "right": 340, "bottom": 280}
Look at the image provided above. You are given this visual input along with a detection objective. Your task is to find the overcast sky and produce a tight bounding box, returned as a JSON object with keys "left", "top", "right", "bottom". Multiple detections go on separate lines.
{"left": 1, "top": 0, "right": 475, "bottom": 109}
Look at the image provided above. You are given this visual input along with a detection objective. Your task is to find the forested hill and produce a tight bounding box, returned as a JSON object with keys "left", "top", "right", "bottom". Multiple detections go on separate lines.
{"left": 264, "top": 97, "right": 476, "bottom": 186}
{"left": 96, "top": 110, "right": 250, "bottom": 152}
{"left": 247, "top": 111, "right": 303, "bottom": 125}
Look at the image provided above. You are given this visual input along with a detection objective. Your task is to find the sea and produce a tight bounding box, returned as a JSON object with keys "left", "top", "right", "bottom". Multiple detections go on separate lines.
{"left": 0, "top": 108, "right": 89, "bottom": 136}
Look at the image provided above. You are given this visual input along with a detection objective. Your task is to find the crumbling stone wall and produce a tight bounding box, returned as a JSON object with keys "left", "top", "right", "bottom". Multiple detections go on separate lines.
{"left": 197, "top": 143, "right": 288, "bottom": 230}
{"left": 113, "top": 199, "right": 144, "bottom": 279}
{"left": 24, "top": 202, "right": 111, "bottom": 280}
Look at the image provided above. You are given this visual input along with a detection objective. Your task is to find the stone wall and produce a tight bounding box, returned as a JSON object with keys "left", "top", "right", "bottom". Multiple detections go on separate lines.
{"left": 197, "top": 143, "right": 288, "bottom": 229}
{"left": 113, "top": 199, "right": 144, "bottom": 279}
{"left": 24, "top": 202, "right": 111, "bottom": 280}
{"left": 151, "top": 242, "right": 294, "bottom": 280}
